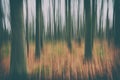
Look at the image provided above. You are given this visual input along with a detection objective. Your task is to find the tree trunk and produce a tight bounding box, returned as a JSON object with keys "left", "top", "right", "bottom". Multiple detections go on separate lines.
{"left": 0, "top": 0, "right": 3, "bottom": 52}
{"left": 114, "top": 0, "right": 120, "bottom": 48}
{"left": 10, "top": 0, "right": 27, "bottom": 79}
{"left": 91, "top": 0, "right": 97, "bottom": 48}
{"left": 48, "top": 0, "right": 52, "bottom": 40}
{"left": 35, "top": 0, "right": 43, "bottom": 58}
{"left": 52, "top": 0, "right": 57, "bottom": 40}
{"left": 99, "top": 0, "right": 104, "bottom": 40}
{"left": 106, "top": 0, "right": 110, "bottom": 46}
{"left": 84, "top": 0, "right": 92, "bottom": 59}
{"left": 26, "top": 0, "right": 29, "bottom": 56}
{"left": 65, "top": 0, "right": 72, "bottom": 52}
{"left": 35, "top": 0, "right": 41, "bottom": 58}
{"left": 77, "top": 0, "right": 81, "bottom": 45}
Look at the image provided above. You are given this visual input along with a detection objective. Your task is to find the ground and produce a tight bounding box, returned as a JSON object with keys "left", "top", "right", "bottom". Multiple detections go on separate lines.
{"left": 0, "top": 40, "right": 120, "bottom": 80}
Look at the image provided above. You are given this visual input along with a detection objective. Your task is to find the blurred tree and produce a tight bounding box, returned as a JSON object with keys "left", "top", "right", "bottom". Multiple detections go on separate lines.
{"left": 9, "top": 0, "right": 27, "bottom": 79}
{"left": 26, "top": 0, "right": 29, "bottom": 55}
{"left": 35, "top": 0, "right": 41, "bottom": 58}
{"left": 91, "top": 0, "right": 97, "bottom": 48}
{"left": 35, "top": 0, "right": 44, "bottom": 58}
{"left": 40, "top": 3, "right": 44, "bottom": 51}
{"left": 52, "top": 0, "right": 57, "bottom": 40}
{"left": 57, "top": 0, "right": 61, "bottom": 40}
{"left": 0, "top": 0, "right": 3, "bottom": 52}
{"left": 47, "top": 0, "right": 52, "bottom": 40}
{"left": 77, "top": 0, "right": 81, "bottom": 45}
{"left": 65, "top": 0, "right": 72, "bottom": 52}
{"left": 98, "top": 0, "right": 104, "bottom": 40}
{"left": 106, "top": 0, "right": 110, "bottom": 46}
{"left": 84, "top": 0, "right": 92, "bottom": 59}
{"left": 114, "top": 0, "right": 120, "bottom": 48}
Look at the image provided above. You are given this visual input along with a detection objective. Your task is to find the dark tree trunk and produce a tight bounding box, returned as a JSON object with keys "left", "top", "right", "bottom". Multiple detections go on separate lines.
{"left": 57, "top": 0, "right": 61, "bottom": 40}
{"left": 99, "top": 0, "right": 104, "bottom": 40}
{"left": 106, "top": 0, "right": 110, "bottom": 46}
{"left": 77, "top": 0, "right": 81, "bottom": 45}
{"left": 10, "top": 0, "right": 27, "bottom": 79}
{"left": 35, "top": 0, "right": 44, "bottom": 58}
{"left": 114, "top": 0, "right": 120, "bottom": 48}
{"left": 48, "top": 0, "right": 52, "bottom": 40}
{"left": 65, "top": 0, "right": 72, "bottom": 52}
{"left": 35, "top": 0, "right": 41, "bottom": 58}
{"left": 0, "top": 0, "right": 3, "bottom": 52}
{"left": 26, "top": 0, "right": 29, "bottom": 56}
{"left": 91, "top": 0, "right": 97, "bottom": 48}
{"left": 84, "top": 0, "right": 92, "bottom": 59}
{"left": 52, "top": 0, "right": 57, "bottom": 40}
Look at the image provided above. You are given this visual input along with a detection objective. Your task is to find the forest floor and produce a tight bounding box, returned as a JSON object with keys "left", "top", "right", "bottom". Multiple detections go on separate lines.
{"left": 0, "top": 40, "right": 120, "bottom": 80}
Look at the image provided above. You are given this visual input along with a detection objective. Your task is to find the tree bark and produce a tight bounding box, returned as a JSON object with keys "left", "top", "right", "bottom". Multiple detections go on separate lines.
{"left": 10, "top": 0, "right": 27, "bottom": 79}
{"left": 26, "top": 0, "right": 29, "bottom": 56}
{"left": 91, "top": 0, "right": 97, "bottom": 48}
{"left": 84, "top": 0, "right": 92, "bottom": 59}
{"left": 114, "top": 0, "right": 120, "bottom": 48}
{"left": 65, "top": 0, "right": 72, "bottom": 52}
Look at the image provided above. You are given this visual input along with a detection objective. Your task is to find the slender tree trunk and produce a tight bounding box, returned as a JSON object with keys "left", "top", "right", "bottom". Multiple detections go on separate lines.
{"left": 57, "top": 0, "right": 61, "bottom": 40}
{"left": 99, "top": 0, "right": 104, "bottom": 40}
{"left": 91, "top": 0, "right": 97, "bottom": 48}
{"left": 48, "top": 0, "right": 52, "bottom": 40}
{"left": 77, "top": 0, "right": 81, "bottom": 45}
{"left": 26, "top": 0, "right": 29, "bottom": 56}
{"left": 10, "top": 0, "right": 27, "bottom": 79}
{"left": 35, "top": 0, "right": 41, "bottom": 58}
{"left": 0, "top": 0, "right": 3, "bottom": 52}
{"left": 65, "top": 0, "right": 72, "bottom": 52}
{"left": 84, "top": 0, "right": 92, "bottom": 59}
{"left": 52, "top": 0, "right": 57, "bottom": 40}
{"left": 106, "top": 0, "right": 110, "bottom": 46}
{"left": 40, "top": 6, "right": 44, "bottom": 50}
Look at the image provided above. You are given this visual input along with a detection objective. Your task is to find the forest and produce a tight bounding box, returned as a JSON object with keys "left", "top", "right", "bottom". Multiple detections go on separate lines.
{"left": 0, "top": 0, "right": 120, "bottom": 80}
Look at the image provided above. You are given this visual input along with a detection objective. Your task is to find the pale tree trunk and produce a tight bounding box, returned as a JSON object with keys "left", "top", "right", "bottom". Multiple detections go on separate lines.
{"left": 10, "top": 0, "right": 27, "bottom": 79}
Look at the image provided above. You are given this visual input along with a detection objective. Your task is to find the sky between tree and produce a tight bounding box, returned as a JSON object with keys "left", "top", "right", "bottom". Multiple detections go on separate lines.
{"left": 2, "top": 0, "right": 113, "bottom": 33}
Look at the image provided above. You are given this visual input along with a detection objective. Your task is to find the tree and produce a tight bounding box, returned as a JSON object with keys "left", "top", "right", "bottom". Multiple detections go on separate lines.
{"left": 35, "top": 0, "right": 44, "bottom": 58}
{"left": 114, "top": 0, "right": 120, "bottom": 48}
{"left": 98, "top": 0, "right": 104, "bottom": 40}
{"left": 0, "top": 0, "right": 3, "bottom": 52}
{"left": 26, "top": 0, "right": 29, "bottom": 55}
{"left": 77, "top": 0, "right": 81, "bottom": 45}
{"left": 35, "top": 0, "right": 41, "bottom": 58}
{"left": 65, "top": 0, "right": 72, "bottom": 52}
{"left": 10, "top": 0, "right": 27, "bottom": 79}
{"left": 106, "top": 0, "right": 110, "bottom": 46}
{"left": 52, "top": 0, "right": 57, "bottom": 40}
{"left": 91, "top": 0, "right": 97, "bottom": 48}
{"left": 47, "top": 0, "right": 52, "bottom": 40}
{"left": 57, "top": 0, "right": 61, "bottom": 40}
{"left": 84, "top": 0, "right": 92, "bottom": 59}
